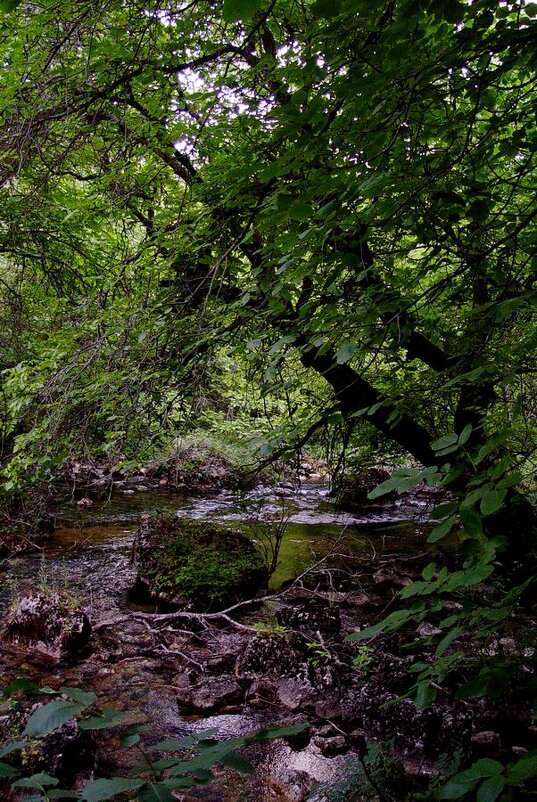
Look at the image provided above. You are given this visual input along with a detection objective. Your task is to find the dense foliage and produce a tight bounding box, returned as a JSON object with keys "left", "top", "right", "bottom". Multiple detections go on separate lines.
{"left": 0, "top": 0, "right": 536, "bottom": 796}
{"left": 0, "top": 0, "right": 535, "bottom": 496}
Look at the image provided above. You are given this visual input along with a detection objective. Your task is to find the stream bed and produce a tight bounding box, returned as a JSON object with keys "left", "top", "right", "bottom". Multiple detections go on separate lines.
{"left": 0, "top": 482, "right": 432, "bottom": 800}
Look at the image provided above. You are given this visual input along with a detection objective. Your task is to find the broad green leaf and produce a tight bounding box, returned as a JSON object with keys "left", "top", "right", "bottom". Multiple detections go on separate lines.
{"left": 0, "top": 0, "right": 24, "bottom": 11}
{"left": 311, "top": 0, "right": 342, "bottom": 17}
{"left": 80, "top": 778, "right": 146, "bottom": 801}
{"left": 415, "top": 681, "right": 437, "bottom": 709}
{"left": 422, "top": 562, "right": 436, "bottom": 580}
{"left": 148, "top": 736, "right": 198, "bottom": 751}
{"left": 437, "top": 776, "right": 479, "bottom": 799}
{"left": 244, "top": 723, "right": 308, "bottom": 742}
{"left": 78, "top": 710, "right": 129, "bottom": 730}
{"left": 1, "top": 679, "right": 40, "bottom": 696}
{"left": 347, "top": 609, "right": 413, "bottom": 640}
{"left": 120, "top": 733, "right": 141, "bottom": 747}
{"left": 367, "top": 478, "right": 396, "bottom": 499}
{"left": 477, "top": 776, "right": 505, "bottom": 802}
{"left": 435, "top": 627, "right": 463, "bottom": 657}
{"left": 0, "top": 760, "right": 19, "bottom": 778}
{"left": 480, "top": 490, "right": 505, "bottom": 517}
{"left": 336, "top": 342, "right": 357, "bottom": 364}
{"left": 428, "top": 514, "right": 457, "bottom": 543}
{"left": 0, "top": 740, "right": 29, "bottom": 758}
{"left": 507, "top": 753, "right": 537, "bottom": 784}
{"left": 431, "top": 432, "right": 458, "bottom": 451}
{"left": 459, "top": 504, "right": 482, "bottom": 538}
{"left": 23, "top": 701, "right": 84, "bottom": 737}
{"left": 431, "top": 502, "right": 459, "bottom": 521}
{"left": 458, "top": 424, "right": 473, "bottom": 445}
{"left": 222, "top": 0, "right": 262, "bottom": 21}
{"left": 60, "top": 687, "right": 97, "bottom": 707}
{"left": 12, "top": 773, "right": 59, "bottom": 789}
{"left": 471, "top": 759, "right": 504, "bottom": 777}
{"left": 138, "top": 783, "right": 178, "bottom": 802}
{"left": 220, "top": 751, "right": 255, "bottom": 773}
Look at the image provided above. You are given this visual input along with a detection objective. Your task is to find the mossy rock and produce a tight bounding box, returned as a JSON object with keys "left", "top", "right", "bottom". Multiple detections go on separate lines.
{"left": 132, "top": 517, "right": 268, "bottom": 610}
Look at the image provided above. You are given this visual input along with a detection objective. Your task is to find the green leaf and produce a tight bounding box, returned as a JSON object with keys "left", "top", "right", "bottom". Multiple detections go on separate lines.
{"left": 457, "top": 669, "right": 509, "bottom": 700}
{"left": 468, "top": 199, "right": 490, "bottom": 222}
{"left": 60, "top": 687, "right": 98, "bottom": 707}
{"left": 438, "top": 776, "right": 479, "bottom": 799}
{"left": 422, "top": 562, "right": 436, "bottom": 580}
{"left": 431, "top": 432, "right": 458, "bottom": 451}
{"left": 480, "top": 490, "right": 506, "bottom": 517}
{"left": 119, "top": 724, "right": 146, "bottom": 748}
{"left": 0, "top": 760, "right": 19, "bottom": 778}
{"left": 507, "top": 753, "right": 537, "bottom": 784}
{"left": 220, "top": 751, "right": 255, "bottom": 774}
{"left": 12, "top": 773, "right": 59, "bottom": 789}
{"left": 431, "top": 502, "right": 459, "bottom": 521}
{"left": 415, "top": 681, "right": 437, "bottom": 709}
{"left": 222, "top": 0, "right": 262, "bottom": 22}
{"left": 48, "top": 792, "right": 81, "bottom": 799}
{"left": 148, "top": 736, "right": 198, "bottom": 751}
{"left": 459, "top": 504, "right": 482, "bottom": 538}
{"left": 435, "top": 627, "right": 463, "bottom": 657}
{"left": 2, "top": 679, "right": 40, "bottom": 696}
{"left": 471, "top": 759, "right": 504, "bottom": 777}
{"left": 477, "top": 776, "right": 505, "bottom": 802}
{"left": 428, "top": 514, "right": 457, "bottom": 543}
{"left": 457, "top": 424, "right": 473, "bottom": 445}
{"left": 347, "top": 609, "right": 413, "bottom": 640}
{"left": 137, "top": 783, "right": 178, "bottom": 802}
{"left": 120, "top": 733, "right": 140, "bottom": 748}
{"left": 311, "top": 0, "right": 342, "bottom": 17}
{"left": 23, "top": 701, "right": 84, "bottom": 737}
{"left": 244, "top": 723, "right": 308, "bottom": 742}
{"left": 336, "top": 342, "right": 357, "bottom": 364}
{"left": 0, "top": 0, "right": 24, "bottom": 11}
{"left": 367, "top": 478, "right": 396, "bottom": 499}
{"left": 0, "top": 741, "right": 29, "bottom": 758}
{"left": 80, "top": 778, "right": 146, "bottom": 801}
{"left": 78, "top": 710, "right": 129, "bottom": 730}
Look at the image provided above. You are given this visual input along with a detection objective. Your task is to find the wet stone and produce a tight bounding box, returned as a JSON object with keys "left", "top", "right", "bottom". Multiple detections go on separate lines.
{"left": 1, "top": 592, "right": 91, "bottom": 663}
{"left": 176, "top": 675, "right": 245, "bottom": 714}
{"left": 265, "top": 766, "right": 315, "bottom": 802}
{"left": 471, "top": 730, "right": 501, "bottom": 752}
{"left": 275, "top": 677, "right": 317, "bottom": 712}
{"left": 313, "top": 735, "right": 348, "bottom": 756}
{"left": 314, "top": 697, "right": 342, "bottom": 722}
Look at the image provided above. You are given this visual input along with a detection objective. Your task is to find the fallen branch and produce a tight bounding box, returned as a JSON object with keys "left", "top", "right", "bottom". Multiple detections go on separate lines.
{"left": 95, "top": 533, "right": 350, "bottom": 633}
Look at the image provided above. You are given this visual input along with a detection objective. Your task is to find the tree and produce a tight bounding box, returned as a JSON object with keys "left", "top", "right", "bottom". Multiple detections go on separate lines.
{"left": 0, "top": 0, "right": 535, "bottom": 564}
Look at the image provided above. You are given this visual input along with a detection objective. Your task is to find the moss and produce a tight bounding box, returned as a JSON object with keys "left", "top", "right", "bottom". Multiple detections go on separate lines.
{"left": 133, "top": 517, "right": 268, "bottom": 610}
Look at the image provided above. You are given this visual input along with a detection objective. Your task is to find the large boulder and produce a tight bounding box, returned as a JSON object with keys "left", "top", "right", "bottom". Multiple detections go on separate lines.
{"left": 1, "top": 592, "right": 91, "bottom": 663}
{"left": 132, "top": 517, "right": 268, "bottom": 611}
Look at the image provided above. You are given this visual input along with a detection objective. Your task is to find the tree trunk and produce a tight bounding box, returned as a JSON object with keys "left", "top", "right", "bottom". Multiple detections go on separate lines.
{"left": 300, "top": 345, "right": 537, "bottom": 578}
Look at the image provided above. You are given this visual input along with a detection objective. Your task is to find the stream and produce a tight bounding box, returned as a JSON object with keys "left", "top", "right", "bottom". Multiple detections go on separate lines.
{"left": 0, "top": 482, "right": 432, "bottom": 800}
